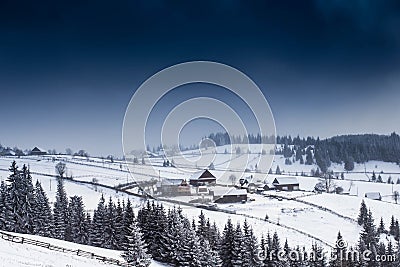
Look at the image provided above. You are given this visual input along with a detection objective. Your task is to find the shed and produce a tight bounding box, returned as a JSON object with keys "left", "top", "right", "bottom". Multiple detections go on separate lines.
{"left": 272, "top": 176, "right": 299, "bottom": 191}
{"left": 365, "top": 192, "right": 382, "bottom": 201}
{"left": 211, "top": 188, "right": 247, "bottom": 203}
{"left": 189, "top": 169, "right": 216, "bottom": 186}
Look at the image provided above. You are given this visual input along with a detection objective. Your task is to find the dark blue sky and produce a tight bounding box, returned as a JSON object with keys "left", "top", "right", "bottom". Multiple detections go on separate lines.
{"left": 1, "top": 0, "right": 400, "bottom": 156}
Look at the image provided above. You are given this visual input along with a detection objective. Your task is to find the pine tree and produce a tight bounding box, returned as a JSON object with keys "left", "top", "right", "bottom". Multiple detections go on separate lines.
{"left": 219, "top": 218, "right": 235, "bottom": 267}
{"left": 275, "top": 165, "right": 282, "bottom": 175}
{"left": 82, "top": 212, "right": 91, "bottom": 245}
{"left": 270, "top": 231, "right": 281, "bottom": 264}
{"left": 357, "top": 238, "right": 369, "bottom": 267}
{"left": 386, "top": 241, "right": 395, "bottom": 267}
{"left": 137, "top": 201, "right": 152, "bottom": 250}
{"left": 68, "top": 196, "right": 88, "bottom": 244}
{"left": 357, "top": 200, "right": 368, "bottom": 226}
{"left": 138, "top": 202, "right": 168, "bottom": 261}
{"left": 90, "top": 195, "right": 106, "bottom": 247}
{"left": 389, "top": 216, "right": 399, "bottom": 240}
{"left": 114, "top": 199, "right": 124, "bottom": 250}
{"left": 196, "top": 210, "right": 207, "bottom": 240}
{"left": 0, "top": 181, "right": 7, "bottom": 230}
{"left": 103, "top": 197, "right": 118, "bottom": 249}
{"left": 378, "top": 217, "right": 386, "bottom": 234}
{"left": 6, "top": 162, "right": 35, "bottom": 234}
{"left": 208, "top": 221, "right": 221, "bottom": 251}
{"left": 371, "top": 171, "right": 376, "bottom": 182}
{"left": 344, "top": 156, "right": 355, "bottom": 171}
{"left": 360, "top": 210, "right": 379, "bottom": 250}
{"left": 121, "top": 220, "right": 151, "bottom": 267}
{"left": 394, "top": 220, "right": 400, "bottom": 241}
{"left": 242, "top": 219, "right": 262, "bottom": 266}
{"left": 157, "top": 207, "right": 178, "bottom": 263}
{"left": 306, "top": 147, "right": 313, "bottom": 165}
{"left": 231, "top": 223, "right": 243, "bottom": 266}
{"left": 175, "top": 218, "right": 202, "bottom": 267}
{"left": 53, "top": 177, "right": 68, "bottom": 240}
{"left": 262, "top": 232, "right": 273, "bottom": 266}
{"left": 198, "top": 238, "right": 221, "bottom": 267}
{"left": 150, "top": 203, "right": 168, "bottom": 261}
{"left": 20, "top": 165, "right": 35, "bottom": 233}
{"left": 122, "top": 198, "right": 135, "bottom": 249}
{"left": 33, "top": 181, "right": 53, "bottom": 237}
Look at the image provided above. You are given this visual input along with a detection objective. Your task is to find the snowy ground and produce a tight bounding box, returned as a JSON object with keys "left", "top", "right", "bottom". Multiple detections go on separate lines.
{"left": 0, "top": 231, "right": 166, "bottom": 267}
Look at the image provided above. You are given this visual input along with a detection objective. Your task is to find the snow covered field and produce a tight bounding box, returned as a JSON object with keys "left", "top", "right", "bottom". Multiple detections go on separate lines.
{"left": 1, "top": 144, "right": 400, "bottom": 257}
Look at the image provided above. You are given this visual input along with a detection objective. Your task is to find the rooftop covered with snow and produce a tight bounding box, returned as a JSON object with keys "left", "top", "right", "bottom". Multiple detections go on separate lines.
{"left": 272, "top": 176, "right": 299, "bottom": 185}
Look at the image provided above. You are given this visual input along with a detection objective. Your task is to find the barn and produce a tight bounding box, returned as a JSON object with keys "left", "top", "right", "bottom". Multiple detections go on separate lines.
{"left": 31, "top": 147, "right": 47, "bottom": 156}
{"left": 365, "top": 192, "right": 382, "bottom": 201}
{"left": 272, "top": 177, "right": 299, "bottom": 191}
{"left": 189, "top": 169, "right": 216, "bottom": 186}
{"left": 211, "top": 188, "right": 247, "bottom": 203}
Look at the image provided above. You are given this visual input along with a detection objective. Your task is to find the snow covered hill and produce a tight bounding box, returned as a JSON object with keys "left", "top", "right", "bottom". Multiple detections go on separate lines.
{"left": 0, "top": 231, "right": 166, "bottom": 267}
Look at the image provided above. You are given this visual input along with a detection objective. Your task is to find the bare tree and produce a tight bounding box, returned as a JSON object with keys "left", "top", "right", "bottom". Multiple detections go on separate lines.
{"left": 55, "top": 162, "right": 66, "bottom": 178}
{"left": 393, "top": 191, "right": 399, "bottom": 204}
{"left": 324, "top": 173, "right": 336, "bottom": 193}
{"left": 92, "top": 178, "right": 98, "bottom": 192}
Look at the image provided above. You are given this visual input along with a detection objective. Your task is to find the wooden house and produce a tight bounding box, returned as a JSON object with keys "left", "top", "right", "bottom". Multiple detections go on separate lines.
{"left": 272, "top": 176, "right": 299, "bottom": 191}
{"left": 189, "top": 169, "right": 216, "bottom": 186}
{"left": 31, "top": 147, "right": 47, "bottom": 156}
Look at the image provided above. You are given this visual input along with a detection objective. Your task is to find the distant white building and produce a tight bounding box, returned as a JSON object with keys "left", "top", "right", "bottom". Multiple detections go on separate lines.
{"left": 365, "top": 192, "right": 382, "bottom": 201}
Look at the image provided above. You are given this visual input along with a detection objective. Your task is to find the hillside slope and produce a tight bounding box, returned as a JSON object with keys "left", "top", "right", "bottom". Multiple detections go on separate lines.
{"left": 0, "top": 231, "right": 166, "bottom": 267}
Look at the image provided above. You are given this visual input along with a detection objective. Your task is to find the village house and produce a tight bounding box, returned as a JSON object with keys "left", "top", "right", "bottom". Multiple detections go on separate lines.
{"left": 30, "top": 147, "right": 47, "bottom": 156}
{"left": 189, "top": 169, "right": 216, "bottom": 186}
{"left": 272, "top": 176, "right": 300, "bottom": 191}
